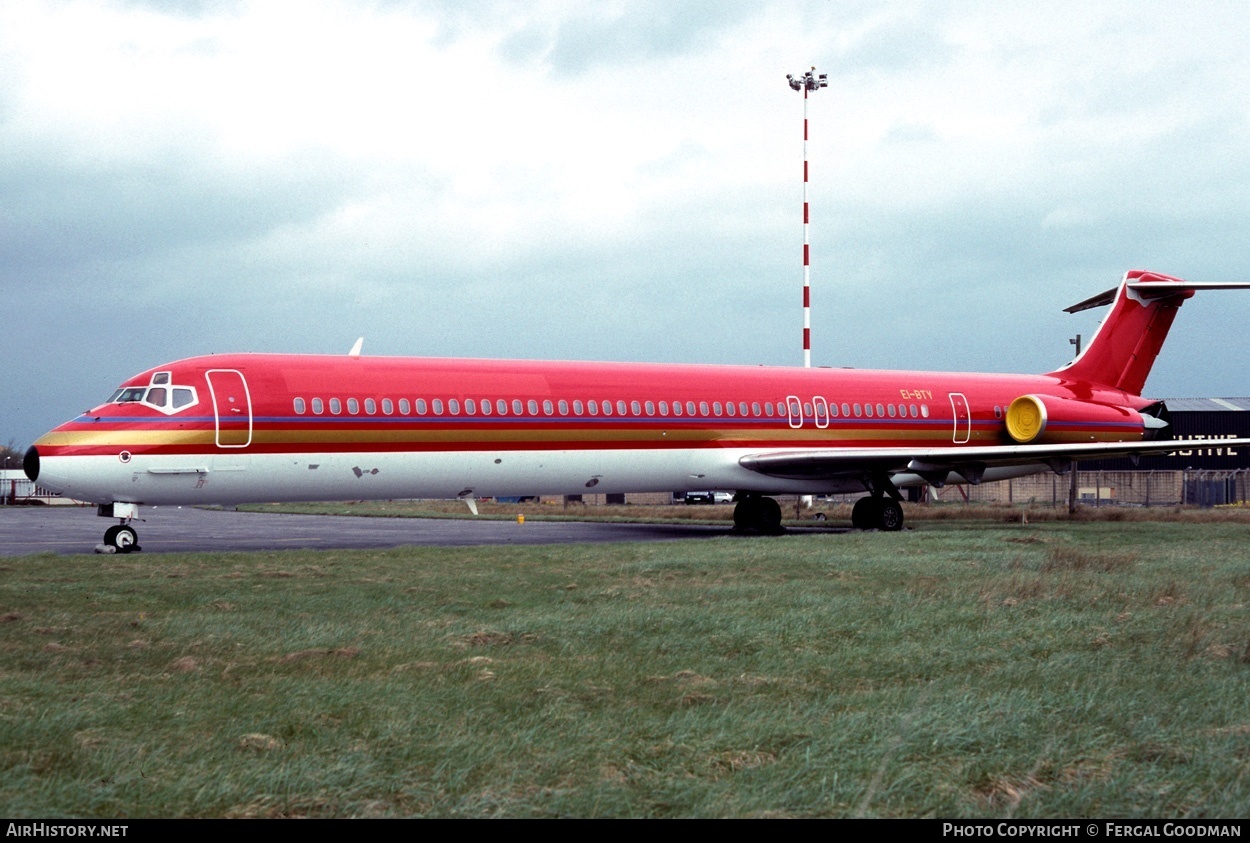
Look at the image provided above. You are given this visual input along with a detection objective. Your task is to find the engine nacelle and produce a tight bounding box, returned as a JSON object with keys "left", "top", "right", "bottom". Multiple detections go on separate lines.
{"left": 1004, "top": 394, "right": 1158, "bottom": 445}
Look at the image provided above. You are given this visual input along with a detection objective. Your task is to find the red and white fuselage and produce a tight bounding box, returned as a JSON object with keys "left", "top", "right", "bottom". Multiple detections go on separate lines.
{"left": 31, "top": 353, "right": 1156, "bottom": 507}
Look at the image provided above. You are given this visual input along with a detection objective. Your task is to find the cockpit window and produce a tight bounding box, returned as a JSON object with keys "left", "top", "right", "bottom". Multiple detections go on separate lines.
{"left": 108, "top": 373, "right": 199, "bottom": 415}
{"left": 115, "top": 388, "right": 147, "bottom": 403}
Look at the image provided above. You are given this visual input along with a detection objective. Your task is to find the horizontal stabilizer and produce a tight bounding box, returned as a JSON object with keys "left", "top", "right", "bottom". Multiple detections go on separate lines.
{"left": 1066, "top": 280, "right": 1250, "bottom": 313}
{"left": 1064, "top": 288, "right": 1117, "bottom": 314}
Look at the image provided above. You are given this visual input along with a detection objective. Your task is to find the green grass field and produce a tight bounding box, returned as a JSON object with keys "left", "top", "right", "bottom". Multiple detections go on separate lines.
{"left": 2, "top": 519, "right": 1249, "bottom": 817}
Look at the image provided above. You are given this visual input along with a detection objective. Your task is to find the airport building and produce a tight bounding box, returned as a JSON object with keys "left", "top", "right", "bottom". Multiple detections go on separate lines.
{"left": 0, "top": 469, "right": 64, "bottom": 506}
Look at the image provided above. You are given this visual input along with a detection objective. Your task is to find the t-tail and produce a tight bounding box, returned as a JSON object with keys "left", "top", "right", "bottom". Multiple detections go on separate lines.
{"left": 1049, "top": 270, "right": 1250, "bottom": 396}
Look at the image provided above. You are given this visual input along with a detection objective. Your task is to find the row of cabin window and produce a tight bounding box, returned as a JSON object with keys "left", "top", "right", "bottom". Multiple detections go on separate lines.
{"left": 292, "top": 396, "right": 932, "bottom": 420}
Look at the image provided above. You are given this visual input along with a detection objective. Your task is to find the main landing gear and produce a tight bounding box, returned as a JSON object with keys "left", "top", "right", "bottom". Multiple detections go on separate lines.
{"left": 732, "top": 485, "right": 907, "bottom": 534}
{"left": 850, "top": 470, "right": 906, "bottom": 531}
{"left": 97, "top": 503, "right": 142, "bottom": 554}
{"left": 850, "top": 496, "right": 904, "bottom": 531}
{"left": 732, "top": 494, "right": 785, "bottom": 535}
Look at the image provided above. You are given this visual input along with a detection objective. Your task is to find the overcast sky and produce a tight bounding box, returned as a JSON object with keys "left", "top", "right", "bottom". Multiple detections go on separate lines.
{"left": 5, "top": 0, "right": 1250, "bottom": 448}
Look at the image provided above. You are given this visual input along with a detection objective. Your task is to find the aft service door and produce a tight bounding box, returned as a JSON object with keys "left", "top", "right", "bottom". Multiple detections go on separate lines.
{"left": 207, "top": 369, "right": 253, "bottom": 448}
{"left": 948, "top": 392, "right": 971, "bottom": 444}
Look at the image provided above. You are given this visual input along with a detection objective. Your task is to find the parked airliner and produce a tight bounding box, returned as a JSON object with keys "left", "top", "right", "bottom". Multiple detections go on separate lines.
{"left": 24, "top": 270, "right": 1250, "bottom": 551}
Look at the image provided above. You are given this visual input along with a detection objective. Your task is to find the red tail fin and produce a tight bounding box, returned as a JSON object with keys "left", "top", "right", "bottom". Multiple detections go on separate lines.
{"left": 1050, "top": 270, "right": 1233, "bottom": 396}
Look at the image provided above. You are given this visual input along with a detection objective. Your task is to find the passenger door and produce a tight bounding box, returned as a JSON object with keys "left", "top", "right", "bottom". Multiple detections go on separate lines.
{"left": 948, "top": 392, "right": 971, "bottom": 444}
{"left": 206, "top": 369, "right": 253, "bottom": 448}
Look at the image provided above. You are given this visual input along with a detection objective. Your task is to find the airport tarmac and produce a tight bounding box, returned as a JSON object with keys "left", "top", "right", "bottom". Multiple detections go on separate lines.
{"left": 0, "top": 506, "right": 846, "bottom": 557}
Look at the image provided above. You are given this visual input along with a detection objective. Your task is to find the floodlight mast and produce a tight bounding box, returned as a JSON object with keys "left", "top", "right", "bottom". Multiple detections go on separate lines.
{"left": 787, "top": 68, "right": 827, "bottom": 368}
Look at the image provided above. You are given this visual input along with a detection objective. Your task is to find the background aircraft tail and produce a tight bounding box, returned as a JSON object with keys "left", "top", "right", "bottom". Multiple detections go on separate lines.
{"left": 1049, "top": 270, "right": 1250, "bottom": 396}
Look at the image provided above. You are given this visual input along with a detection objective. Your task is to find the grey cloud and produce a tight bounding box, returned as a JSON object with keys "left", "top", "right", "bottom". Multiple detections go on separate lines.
{"left": 506, "top": 2, "right": 761, "bottom": 75}
{"left": 827, "top": 14, "right": 956, "bottom": 77}
{"left": 113, "top": 0, "right": 246, "bottom": 17}
{"left": 0, "top": 146, "right": 364, "bottom": 283}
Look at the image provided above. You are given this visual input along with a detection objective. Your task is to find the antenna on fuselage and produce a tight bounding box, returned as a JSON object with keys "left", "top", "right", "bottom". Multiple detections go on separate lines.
{"left": 348, "top": 337, "right": 364, "bottom": 357}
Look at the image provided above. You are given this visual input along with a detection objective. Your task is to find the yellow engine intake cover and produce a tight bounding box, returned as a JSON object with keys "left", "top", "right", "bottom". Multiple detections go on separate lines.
{"left": 1006, "top": 395, "right": 1047, "bottom": 444}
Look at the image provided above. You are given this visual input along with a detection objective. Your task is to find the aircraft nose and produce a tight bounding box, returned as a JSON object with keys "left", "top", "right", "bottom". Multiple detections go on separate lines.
{"left": 23, "top": 446, "right": 39, "bottom": 482}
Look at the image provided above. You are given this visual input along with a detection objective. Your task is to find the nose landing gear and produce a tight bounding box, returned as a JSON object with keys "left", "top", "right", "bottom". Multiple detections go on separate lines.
{"left": 102, "top": 524, "right": 141, "bottom": 554}
{"left": 96, "top": 503, "right": 142, "bottom": 554}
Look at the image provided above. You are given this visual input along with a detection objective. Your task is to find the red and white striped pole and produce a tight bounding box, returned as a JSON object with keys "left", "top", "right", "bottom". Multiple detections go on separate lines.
{"left": 788, "top": 68, "right": 827, "bottom": 368}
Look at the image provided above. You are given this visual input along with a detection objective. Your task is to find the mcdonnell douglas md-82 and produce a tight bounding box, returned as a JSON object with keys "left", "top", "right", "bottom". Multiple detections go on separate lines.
{"left": 23, "top": 270, "right": 1250, "bottom": 552}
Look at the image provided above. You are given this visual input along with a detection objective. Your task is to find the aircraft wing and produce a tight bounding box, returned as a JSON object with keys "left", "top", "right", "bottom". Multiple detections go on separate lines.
{"left": 739, "top": 438, "right": 1250, "bottom": 482}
